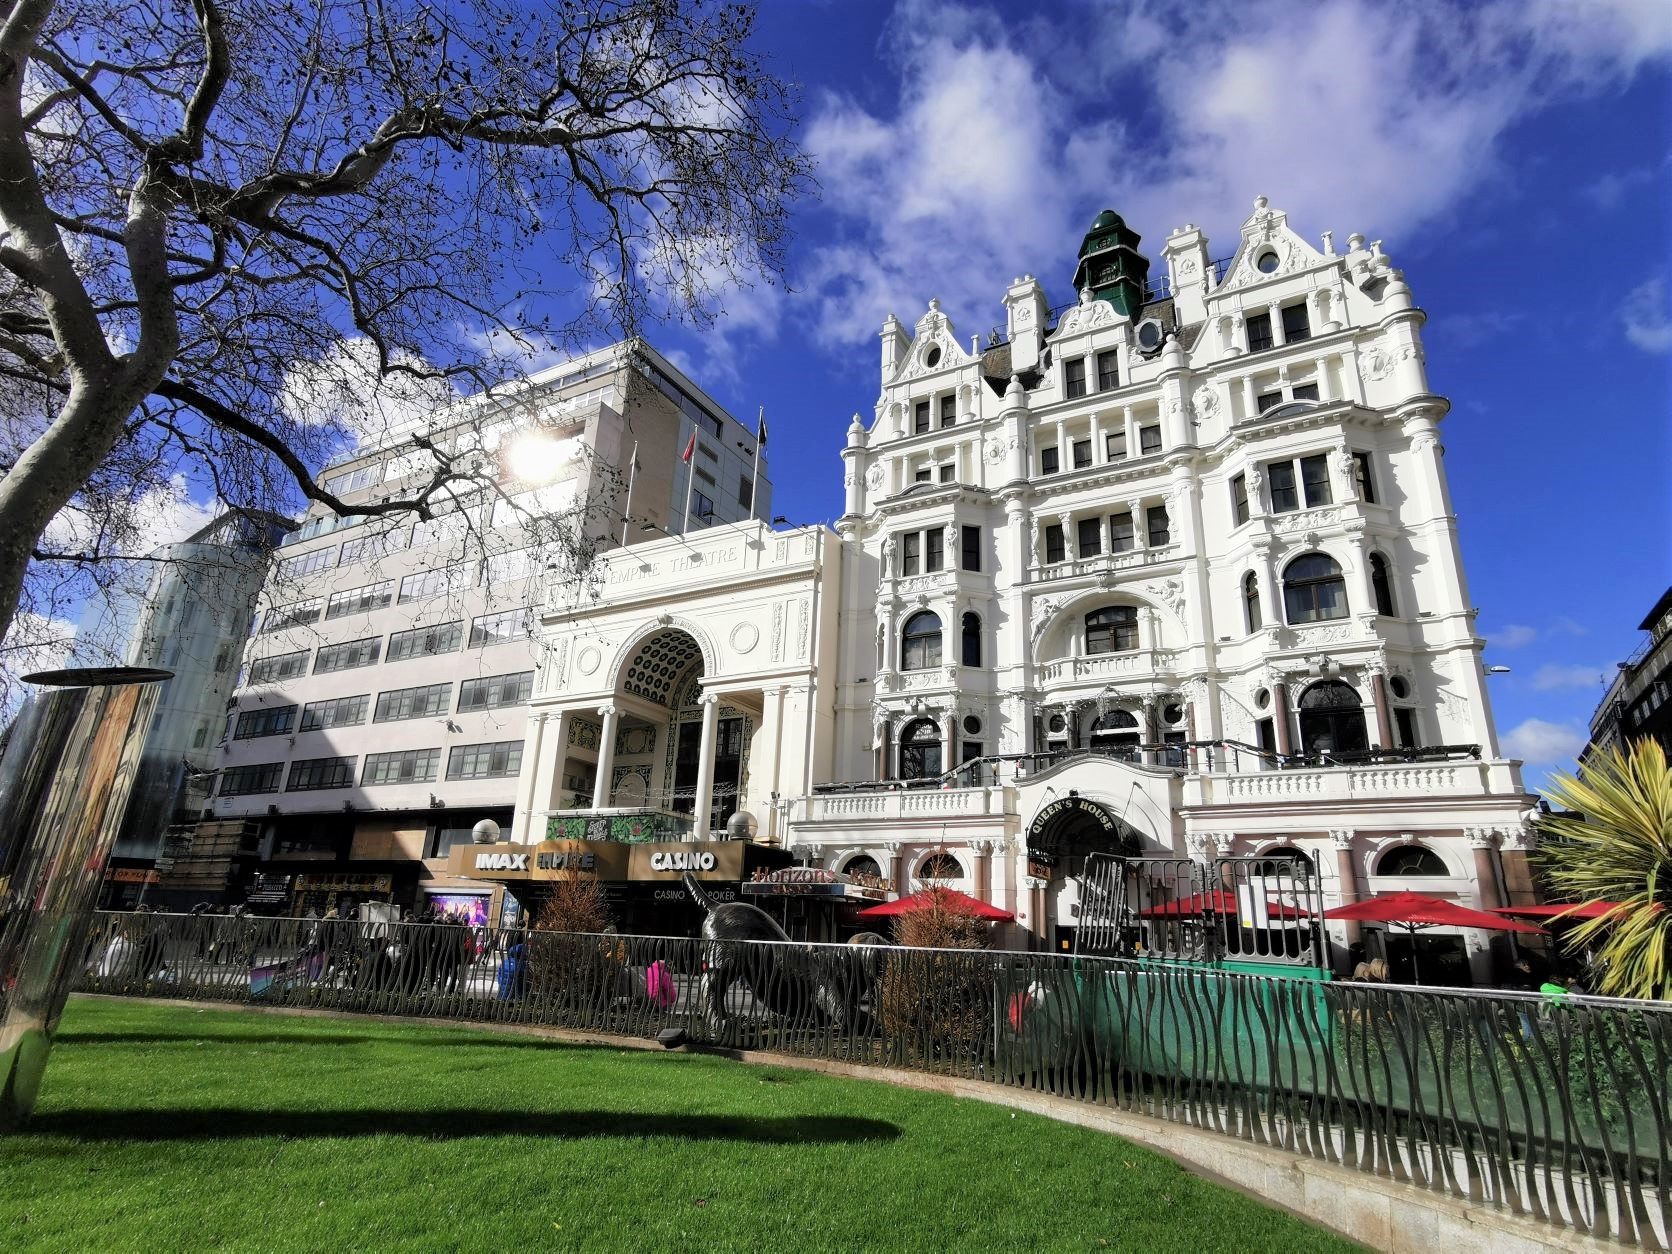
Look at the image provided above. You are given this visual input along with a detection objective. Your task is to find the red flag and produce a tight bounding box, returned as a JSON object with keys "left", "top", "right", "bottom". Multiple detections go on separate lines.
{"left": 680, "top": 432, "right": 695, "bottom": 463}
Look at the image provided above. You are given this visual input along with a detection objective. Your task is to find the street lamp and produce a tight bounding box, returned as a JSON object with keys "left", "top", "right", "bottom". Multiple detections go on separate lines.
{"left": 1485, "top": 666, "right": 1511, "bottom": 675}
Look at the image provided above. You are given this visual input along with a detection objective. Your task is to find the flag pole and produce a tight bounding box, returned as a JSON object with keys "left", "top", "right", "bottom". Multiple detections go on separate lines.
{"left": 749, "top": 406, "right": 764, "bottom": 522}
{"left": 681, "top": 431, "right": 697, "bottom": 532}
{"left": 620, "top": 439, "right": 638, "bottom": 547}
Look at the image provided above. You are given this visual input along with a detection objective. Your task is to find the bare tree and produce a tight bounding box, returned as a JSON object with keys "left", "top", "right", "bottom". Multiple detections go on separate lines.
{"left": 0, "top": 0, "right": 812, "bottom": 652}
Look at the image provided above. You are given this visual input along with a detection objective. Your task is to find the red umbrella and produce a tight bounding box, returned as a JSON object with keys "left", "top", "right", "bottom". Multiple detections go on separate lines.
{"left": 1490, "top": 901, "right": 1630, "bottom": 921}
{"left": 1325, "top": 891, "right": 1544, "bottom": 983}
{"left": 1138, "top": 889, "right": 1312, "bottom": 919}
{"left": 856, "top": 886, "right": 1014, "bottom": 921}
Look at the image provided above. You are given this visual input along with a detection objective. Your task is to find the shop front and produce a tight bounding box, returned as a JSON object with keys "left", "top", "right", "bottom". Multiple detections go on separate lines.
{"left": 448, "top": 838, "right": 794, "bottom": 937}
{"left": 741, "top": 867, "right": 891, "bottom": 942}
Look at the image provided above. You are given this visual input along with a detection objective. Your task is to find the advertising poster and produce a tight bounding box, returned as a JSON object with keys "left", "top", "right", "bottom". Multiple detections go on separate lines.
{"left": 428, "top": 893, "right": 490, "bottom": 928}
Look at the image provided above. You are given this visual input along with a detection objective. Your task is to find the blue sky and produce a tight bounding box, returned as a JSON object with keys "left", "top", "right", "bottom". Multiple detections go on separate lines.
{"left": 36, "top": 0, "right": 1672, "bottom": 787}
{"left": 635, "top": 0, "right": 1672, "bottom": 789}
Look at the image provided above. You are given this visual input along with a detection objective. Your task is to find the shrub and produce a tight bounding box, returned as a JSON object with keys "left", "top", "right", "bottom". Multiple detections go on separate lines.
{"left": 879, "top": 890, "right": 993, "bottom": 1072}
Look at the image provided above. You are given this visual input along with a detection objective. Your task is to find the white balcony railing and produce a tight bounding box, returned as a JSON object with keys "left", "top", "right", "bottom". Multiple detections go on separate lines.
{"left": 798, "top": 786, "right": 1011, "bottom": 825}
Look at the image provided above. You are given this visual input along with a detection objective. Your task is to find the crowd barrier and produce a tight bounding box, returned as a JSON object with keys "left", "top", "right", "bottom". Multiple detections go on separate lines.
{"left": 74, "top": 910, "right": 1671, "bottom": 1247}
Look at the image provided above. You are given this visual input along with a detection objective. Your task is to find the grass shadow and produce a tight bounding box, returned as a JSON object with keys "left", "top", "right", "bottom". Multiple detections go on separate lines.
{"left": 53, "top": 1031, "right": 601, "bottom": 1051}
{"left": 20, "top": 1108, "right": 901, "bottom": 1144}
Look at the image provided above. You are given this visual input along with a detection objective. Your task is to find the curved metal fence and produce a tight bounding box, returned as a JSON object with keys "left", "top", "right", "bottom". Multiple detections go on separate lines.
{"left": 75, "top": 910, "right": 1670, "bottom": 1247}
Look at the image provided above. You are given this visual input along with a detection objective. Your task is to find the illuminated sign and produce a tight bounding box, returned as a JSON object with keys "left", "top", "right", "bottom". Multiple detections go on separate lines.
{"left": 475, "top": 852, "right": 528, "bottom": 871}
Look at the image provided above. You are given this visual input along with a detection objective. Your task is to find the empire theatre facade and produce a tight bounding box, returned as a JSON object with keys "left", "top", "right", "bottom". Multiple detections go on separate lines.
{"left": 489, "top": 198, "right": 1538, "bottom": 983}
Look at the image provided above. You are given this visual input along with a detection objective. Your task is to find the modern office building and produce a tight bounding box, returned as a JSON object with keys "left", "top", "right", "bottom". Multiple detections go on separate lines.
{"left": 466, "top": 198, "right": 1539, "bottom": 983}
{"left": 1585, "top": 586, "right": 1672, "bottom": 764}
{"left": 80, "top": 511, "right": 293, "bottom": 907}
{"left": 207, "top": 339, "right": 769, "bottom": 922}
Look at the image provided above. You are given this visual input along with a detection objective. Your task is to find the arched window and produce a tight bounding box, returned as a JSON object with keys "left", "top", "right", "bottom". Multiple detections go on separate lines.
{"left": 899, "top": 718, "right": 942, "bottom": 779}
{"left": 1243, "top": 572, "right": 1262, "bottom": 633}
{"left": 843, "top": 854, "right": 882, "bottom": 880}
{"left": 1296, "top": 680, "right": 1368, "bottom": 757}
{"left": 1283, "top": 553, "right": 1348, "bottom": 624}
{"left": 960, "top": 612, "right": 981, "bottom": 668}
{"left": 1375, "top": 844, "right": 1449, "bottom": 877}
{"left": 1088, "top": 709, "right": 1141, "bottom": 754}
{"left": 1255, "top": 845, "right": 1315, "bottom": 880}
{"left": 918, "top": 852, "right": 963, "bottom": 882}
{"left": 1085, "top": 605, "right": 1138, "bottom": 654}
{"left": 1370, "top": 552, "right": 1395, "bottom": 617}
{"left": 901, "top": 611, "right": 942, "bottom": 671}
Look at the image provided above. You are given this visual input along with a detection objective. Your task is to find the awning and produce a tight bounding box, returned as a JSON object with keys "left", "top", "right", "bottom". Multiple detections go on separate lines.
{"left": 1490, "top": 901, "right": 1631, "bottom": 921}
{"left": 1138, "top": 889, "right": 1312, "bottom": 919}
{"left": 856, "top": 887, "right": 1013, "bottom": 921}
{"left": 1325, "top": 891, "right": 1545, "bottom": 933}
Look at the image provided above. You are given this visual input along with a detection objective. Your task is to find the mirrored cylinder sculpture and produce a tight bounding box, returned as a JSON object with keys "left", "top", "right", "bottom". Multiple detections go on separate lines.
{"left": 0, "top": 667, "right": 168, "bottom": 1129}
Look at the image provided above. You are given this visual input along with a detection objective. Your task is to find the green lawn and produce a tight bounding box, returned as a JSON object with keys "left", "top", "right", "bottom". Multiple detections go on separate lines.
{"left": 0, "top": 998, "right": 1355, "bottom": 1252}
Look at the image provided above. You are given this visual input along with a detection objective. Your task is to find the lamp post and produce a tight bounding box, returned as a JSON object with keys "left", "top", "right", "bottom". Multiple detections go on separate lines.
{"left": 0, "top": 666, "right": 169, "bottom": 1129}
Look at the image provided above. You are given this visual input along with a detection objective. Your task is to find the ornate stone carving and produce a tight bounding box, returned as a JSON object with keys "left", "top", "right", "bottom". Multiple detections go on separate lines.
{"left": 866, "top": 462, "right": 885, "bottom": 490}
{"left": 1191, "top": 385, "right": 1220, "bottom": 422}
{"left": 1330, "top": 829, "right": 1355, "bottom": 851}
{"left": 984, "top": 437, "right": 1004, "bottom": 464}
{"left": 1052, "top": 288, "right": 1118, "bottom": 338}
{"left": 1464, "top": 827, "right": 1498, "bottom": 850}
{"left": 1144, "top": 578, "right": 1186, "bottom": 619}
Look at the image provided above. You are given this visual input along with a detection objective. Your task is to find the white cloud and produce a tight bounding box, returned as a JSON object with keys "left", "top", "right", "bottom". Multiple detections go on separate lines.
{"left": 797, "top": 0, "right": 1672, "bottom": 349}
{"left": 41, "top": 474, "right": 218, "bottom": 559}
{"left": 278, "top": 337, "right": 460, "bottom": 444}
{"left": 1501, "top": 717, "right": 1588, "bottom": 766}
{"left": 1, "top": 609, "right": 77, "bottom": 678}
{"left": 1622, "top": 275, "right": 1672, "bottom": 353}
{"left": 1531, "top": 663, "right": 1610, "bottom": 691}
{"left": 1582, "top": 165, "right": 1658, "bottom": 210}
{"left": 1491, "top": 624, "right": 1537, "bottom": 649}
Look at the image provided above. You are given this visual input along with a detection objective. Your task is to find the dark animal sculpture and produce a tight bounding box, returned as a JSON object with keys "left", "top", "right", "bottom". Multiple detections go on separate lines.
{"left": 682, "top": 872, "right": 855, "bottom": 1031}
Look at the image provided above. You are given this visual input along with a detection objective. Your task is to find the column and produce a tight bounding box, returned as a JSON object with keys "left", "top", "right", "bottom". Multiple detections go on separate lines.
{"left": 1268, "top": 300, "right": 1284, "bottom": 346}
{"left": 514, "top": 713, "right": 548, "bottom": 841}
{"left": 692, "top": 692, "right": 721, "bottom": 838}
{"left": 941, "top": 707, "right": 957, "bottom": 775}
{"left": 1090, "top": 411, "right": 1105, "bottom": 464}
{"left": 530, "top": 708, "right": 573, "bottom": 821}
{"left": 887, "top": 841, "right": 906, "bottom": 896}
{"left": 766, "top": 686, "right": 788, "bottom": 843}
{"left": 1369, "top": 670, "right": 1395, "bottom": 750}
{"left": 1059, "top": 511, "right": 1075, "bottom": 562}
{"left": 1331, "top": 829, "right": 1362, "bottom": 948}
{"left": 1054, "top": 419, "right": 1067, "bottom": 469}
{"left": 592, "top": 705, "right": 619, "bottom": 810}
{"left": 1122, "top": 405, "right": 1136, "bottom": 457}
{"left": 973, "top": 839, "right": 994, "bottom": 905}
{"left": 1231, "top": 310, "right": 1248, "bottom": 355}
{"left": 1272, "top": 681, "right": 1294, "bottom": 756}
{"left": 1141, "top": 696, "right": 1159, "bottom": 767}
{"left": 1128, "top": 499, "right": 1145, "bottom": 551}
{"left": 1466, "top": 829, "right": 1503, "bottom": 983}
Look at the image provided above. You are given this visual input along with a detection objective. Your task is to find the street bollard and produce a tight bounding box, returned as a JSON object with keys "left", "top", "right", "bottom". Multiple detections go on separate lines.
{"left": 0, "top": 667, "right": 169, "bottom": 1130}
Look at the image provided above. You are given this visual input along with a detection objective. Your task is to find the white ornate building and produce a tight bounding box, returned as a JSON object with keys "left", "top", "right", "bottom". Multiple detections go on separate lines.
{"left": 502, "top": 198, "right": 1539, "bottom": 982}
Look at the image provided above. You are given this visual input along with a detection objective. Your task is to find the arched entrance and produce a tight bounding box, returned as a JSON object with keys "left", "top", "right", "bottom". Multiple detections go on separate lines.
{"left": 1025, "top": 795, "right": 1141, "bottom": 951}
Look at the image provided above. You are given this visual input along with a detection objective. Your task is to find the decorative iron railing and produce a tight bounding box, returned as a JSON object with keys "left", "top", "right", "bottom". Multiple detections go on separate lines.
{"left": 75, "top": 910, "right": 1670, "bottom": 1247}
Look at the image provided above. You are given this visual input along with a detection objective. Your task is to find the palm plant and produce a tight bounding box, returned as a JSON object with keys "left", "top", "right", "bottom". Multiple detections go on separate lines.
{"left": 1537, "top": 738, "right": 1672, "bottom": 1000}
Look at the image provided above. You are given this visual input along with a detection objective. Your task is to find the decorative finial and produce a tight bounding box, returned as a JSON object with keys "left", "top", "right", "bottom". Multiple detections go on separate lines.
{"left": 928, "top": 297, "right": 941, "bottom": 313}
{"left": 1079, "top": 285, "right": 1093, "bottom": 306}
{"left": 1253, "top": 195, "right": 1269, "bottom": 211}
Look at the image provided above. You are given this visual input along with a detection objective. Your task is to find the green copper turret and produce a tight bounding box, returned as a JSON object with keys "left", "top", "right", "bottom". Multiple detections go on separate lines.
{"left": 1072, "top": 210, "right": 1151, "bottom": 318}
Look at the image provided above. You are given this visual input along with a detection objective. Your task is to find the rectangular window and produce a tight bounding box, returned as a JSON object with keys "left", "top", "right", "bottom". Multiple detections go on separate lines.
{"left": 363, "top": 748, "right": 441, "bottom": 787}
{"left": 1394, "top": 707, "right": 1417, "bottom": 750}
{"left": 275, "top": 547, "right": 333, "bottom": 580}
{"left": 1232, "top": 473, "right": 1250, "bottom": 526}
{"left": 1109, "top": 513, "right": 1135, "bottom": 553}
{"left": 458, "top": 671, "right": 534, "bottom": 712}
{"left": 1300, "top": 453, "right": 1333, "bottom": 507}
{"left": 1267, "top": 460, "right": 1299, "bottom": 512}
{"left": 692, "top": 490, "right": 716, "bottom": 524}
{"left": 1281, "top": 302, "right": 1312, "bottom": 343}
{"left": 286, "top": 755, "right": 357, "bottom": 792}
{"left": 738, "top": 476, "right": 753, "bottom": 510}
{"left": 1096, "top": 350, "right": 1119, "bottom": 391}
{"left": 1139, "top": 425, "right": 1162, "bottom": 455}
{"left": 937, "top": 463, "right": 956, "bottom": 483}
{"left": 1040, "top": 447, "right": 1059, "bottom": 475}
{"left": 1044, "top": 524, "right": 1065, "bottom": 565}
{"left": 939, "top": 394, "right": 956, "bottom": 427}
{"left": 299, "top": 694, "right": 369, "bottom": 732}
{"left": 926, "top": 528, "right": 945, "bottom": 573}
{"left": 1256, "top": 391, "right": 1283, "bottom": 413}
{"left": 324, "top": 582, "right": 393, "bottom": 621}
{"left": 1105, "top": 430, "right": 1127, "bottom": 460}
{"left": 901, "top": 532, "right": 920, "bottom": 576}
{"left": 1072, "top": 439, "right": 1092, "bottom": 469}
{"left": 960, "top": 525, "right": 981, "bottom": 572}
{"left": 469, "top": 607, "right": 531, "bottom": 649}
{"left": 409, "top": 513, "right": 468, "bottom": 551}
{"left": 260, "top": 600, "right": 321, "bottom": 633}
{"left": 913, "top": 467, "right": 932, "bottom": 483}
{"left": 322, "top": 464, "right": 380, "bottom": 495}
{"left": 1291, "top": 382, "right": 1320, "bottom": 403}
{"left": 446, "top": 739, "right": 524, "bottom": 781}
{"left": 913, "top": 400, "right": 931, "bottom": 434}
{"left": 217, "top": 762, "right": 283, "bottom": 797}
{"left": 314, "top": 637, "right": 381, "bottom": 674}
{"left": 386, "top": 620, "right": 463, "bottom": 662}
{"left": 374, "top": 682, "right": 451, "bottom": 723}
{"left": 1064, "top": 357, "right": 1087, "bottom": 399}
{"left": 1077, "top": 517, "right": 1103, "bottom": 558}
{"left": 398, "top": 566, "right": 465, "bottom": 604}
{"left": 482, "top": 550, "right": 534, "bottom": 586}
{"left": 1353, "top": 451, "right": 1377, "bottom": 503}
{"left": 337, "top": 528, "right": 408, "bottom": 566}
{"left": 1246, "top": 311, "right": 1274, "bottom": 352}
{"left": 248, "top": 650, "right": 309, "bottom": 685}
{"left": 1147, "top": 505, "right": 1171, "bottom": 548}
{"left": 233, "top": 704, "right": 296, "bottom": 740}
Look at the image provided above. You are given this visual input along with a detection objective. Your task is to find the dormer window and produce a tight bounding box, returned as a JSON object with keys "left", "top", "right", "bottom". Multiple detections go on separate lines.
{"left": 939, "top": 394, "right": 956, "bottom": 427}
{"left": 913, "top": 401, "right": 930, "bottom": 434}
{"left": 1281, "top": 303, "right": 1312, "bottom": 343}
{"left": 1064, "top": 357, "right": 1087, "bottom": 399}
{"left": 1246, "top": 311, "right": 1274, "bottom": 352}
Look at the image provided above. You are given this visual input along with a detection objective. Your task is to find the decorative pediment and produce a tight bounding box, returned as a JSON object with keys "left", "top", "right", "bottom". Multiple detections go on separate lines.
{"left": 1215, "top": 196, "right": 1329, "bottom": 292}
{"left": 888, "top": 298, "right": 971, "bottom": 385}
{"left": 1050, "top": 287, "right": 1123, "bottom": 340}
